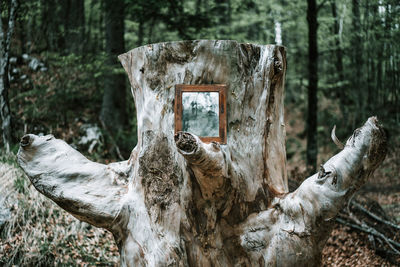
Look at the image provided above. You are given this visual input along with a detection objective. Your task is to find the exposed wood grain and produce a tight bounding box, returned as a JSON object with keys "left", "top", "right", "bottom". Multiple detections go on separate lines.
{"left": 17, "top": 41, "right": 387, "bottom": 266}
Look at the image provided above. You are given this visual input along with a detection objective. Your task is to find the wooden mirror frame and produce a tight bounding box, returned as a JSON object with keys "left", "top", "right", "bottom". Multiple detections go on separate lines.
{"left": 174, "top": 84, "right": 227, "bottom": 144}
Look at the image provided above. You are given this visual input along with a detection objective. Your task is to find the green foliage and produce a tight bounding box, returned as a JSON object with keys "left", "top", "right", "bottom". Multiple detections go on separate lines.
{"left": 13, "top": 175, "right": 25, "bottom": 194}
{"left": 2, "top": 0, "right": 400, "bottom": 165}
{"left": 8, "top": 49, "right": 137, "bottom": 159}
{"left": 13, "top": 53, "right": 105, "bottom": 129}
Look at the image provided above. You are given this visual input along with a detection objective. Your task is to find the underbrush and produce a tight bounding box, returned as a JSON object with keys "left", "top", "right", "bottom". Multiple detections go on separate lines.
{"left": 0, "top": 153, "right": 119, "bottom": 266}
{"left": 7, "top": 52, "right": 137, "bottom": 161}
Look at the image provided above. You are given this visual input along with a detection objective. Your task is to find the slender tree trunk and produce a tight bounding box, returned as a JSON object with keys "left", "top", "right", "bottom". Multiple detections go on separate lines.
{"left": 306, "top": 0, "right": 318, "bottom": 173}
{"left": 0, "top": 61, "right": 11, "bottom": 153}
{"left": 147, "top": 17, "right": 156, "bottom": 44}
{"left": 196, "top": 0, "right": 202, "bottom": 15}
{"left": 364, "top": 1, "right": 372, "bottom": 114}
{"left": 15, "top": 2, "right": 27, "bottom": 54}
{"left": 100, "top": 0, "right": 127, "bottom": 134}
{"left": 42, "top": 0, "right": 64, "bottom": 52}
{"left": 274, "top": 20, "right": 282, "bottom": 45}
{"left": 351, "top": 0, "right": 362, "bottom": 127}
{"left": 214, "top": 0, "right": 231, "bottom": 38}
{"left": 384, "top": 2, "right": 394, "bottom": 109}
{"left": 40, "top": 0, "right": 55, "bottom": 51}
{"left": 137, "top": 17, "right": 144, "bottom": 47}
{"left": 64, "top": 0, "right": 85, "bottom": 54}
{"left": 0, "top": 0, "right": 17, "bottom": 153}
{"left": 331, "top": 1, "right": 345, "bottom": 98}
{"left": 98, "top": 0, "right": 105, "bottom": 51}
{"left": 17, "top": 40, "right": 388, "bottom": 266}
{"left": 86, "top": 0, "right": 97, "bottom": 52}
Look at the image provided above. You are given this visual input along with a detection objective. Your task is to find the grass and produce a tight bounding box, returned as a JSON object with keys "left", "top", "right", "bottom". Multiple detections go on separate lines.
{"left": 0, "top": 153, "right": 119, "bottom": 266}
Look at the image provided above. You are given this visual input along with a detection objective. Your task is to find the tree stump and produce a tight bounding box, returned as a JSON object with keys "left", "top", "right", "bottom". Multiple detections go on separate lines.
{"left": 17, "top": 40, "right": 387, "bottom": 266}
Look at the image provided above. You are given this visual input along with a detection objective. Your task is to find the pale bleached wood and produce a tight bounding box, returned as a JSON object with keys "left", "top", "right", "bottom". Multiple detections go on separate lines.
{"left": 17, "top": 40, "right": 387, "bottom": 266}
{"left": 17, "top": 134, "right": 131, "bottom": 229}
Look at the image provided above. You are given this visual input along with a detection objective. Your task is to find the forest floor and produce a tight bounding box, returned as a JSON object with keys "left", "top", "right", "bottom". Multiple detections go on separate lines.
{"left": 322, "top": 224, "right": 396, "bottom": 266}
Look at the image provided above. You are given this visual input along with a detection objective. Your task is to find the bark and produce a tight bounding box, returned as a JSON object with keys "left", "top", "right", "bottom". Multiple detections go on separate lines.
{"left": 274, "top": 20, "right": 282, "bottom": 46}
{"left": 306, "top": 0, "right": 318, "bottom": 173}
{"left": 40, "top": 0, "right": 62, "bottom": 52}
{"left": 351, "top": 0, "right": 363, "bottom": 127}
{"left": 0, "top": 0, "right": 17, "bottom": 153}
{"left": 330, "top": 1, "right": 344, "bottom": 90}
{"left": 137, "top": 17, "right": 144, "bottom": 47}
{"left": 65, "top": 0, "right": 85, "bottom": 54}
{"left": 331, "top": 1, "right": 352, "bottom": 122}
{"left": 17, "top": 40, "right": 387, "bottom": 266}
{"left": 85, "top": 0, "right": 97, "bottom": 52}
{"left": 214, "top": 0, "right": 231, "bottom": 38}
{"left": 100, "top": 0, "right": 127, "bottom": 134}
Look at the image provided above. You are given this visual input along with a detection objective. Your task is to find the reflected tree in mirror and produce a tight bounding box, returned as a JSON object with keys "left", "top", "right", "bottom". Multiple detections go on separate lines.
{"left": 182, "top": 92, "right": 219, "bottom": 137}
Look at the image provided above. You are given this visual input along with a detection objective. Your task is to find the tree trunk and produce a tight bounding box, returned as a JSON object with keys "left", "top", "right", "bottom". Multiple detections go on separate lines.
{"left": 330, "top": 1, "right": 345, "bottom": 97}
{"left": 0, "top": 0, "right": 17, "bottom": 153}
{"left": 17, "top": 40, "right": 387, "bottom": 266}
{"left": 306, "top": 0, "right": 318, "bottom": 173}
{"left": 64, "top": 0, "right": 85, "bottom": 54}
{"left": 100, "top": 0, "right": 127, "bottom": 134}
{"left": 214, "top": 0, "right": 231, "bottom": 38}
{"left": 137, "top": 17, "right": 144, "bottom": 47}
{"left": 351, "top": 0, "right": 363, "bottom": 127}
{"left": 41, "top": 0, "right": 66, "bottom": 52}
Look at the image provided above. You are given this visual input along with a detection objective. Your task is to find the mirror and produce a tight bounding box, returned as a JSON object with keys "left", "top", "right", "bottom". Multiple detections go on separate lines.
{"left": 175, "top": 85, "right": 227, "bottom": 144}
{"left": 182, "top": 92, "right": 219, "bottom": 137}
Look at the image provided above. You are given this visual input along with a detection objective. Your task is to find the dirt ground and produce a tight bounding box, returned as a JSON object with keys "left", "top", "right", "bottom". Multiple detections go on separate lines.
{"left": 322, "top": 224, "right": 397, "bottom": 266}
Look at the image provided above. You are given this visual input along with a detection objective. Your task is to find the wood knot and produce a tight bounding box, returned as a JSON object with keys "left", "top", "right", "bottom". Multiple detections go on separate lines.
{"left": 20, "top": 134, "right": 32, "bottom": 147}
{"left": 274, "top": 59, "right": 283, "bottom": 73}
{"left": 175, "top": 131, "right": 197, "bottom": 153}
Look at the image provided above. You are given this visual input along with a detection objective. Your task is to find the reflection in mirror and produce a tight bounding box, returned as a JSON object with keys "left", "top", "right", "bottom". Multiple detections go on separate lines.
{"left": 182, "top": 92, "right": 219, "bottom": 137}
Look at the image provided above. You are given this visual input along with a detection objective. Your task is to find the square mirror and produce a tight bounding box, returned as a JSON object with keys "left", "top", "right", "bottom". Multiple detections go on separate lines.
{"left": 175, "top": 84, "right": 227, "bottom": 144}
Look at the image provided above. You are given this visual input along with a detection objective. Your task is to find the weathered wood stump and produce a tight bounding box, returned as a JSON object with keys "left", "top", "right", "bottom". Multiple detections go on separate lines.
{"left": 17, "top": 40, "right": 387, "bottom": 266}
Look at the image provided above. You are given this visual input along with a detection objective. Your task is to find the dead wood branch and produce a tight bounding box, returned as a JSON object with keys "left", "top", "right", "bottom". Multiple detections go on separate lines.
{"left": 17, "top": 134, "right": 131, "bottom": 229}
{"left": 175, "top": 131, "right": 227, "bottom": 199}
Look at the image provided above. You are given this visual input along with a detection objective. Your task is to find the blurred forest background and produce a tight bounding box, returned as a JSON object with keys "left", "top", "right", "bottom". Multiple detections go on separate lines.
{"left": 0, "top": 0, "right": 399, "bottom": 266}
{"left": 0, "top": 0, "right": 399, "bottom": 163}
